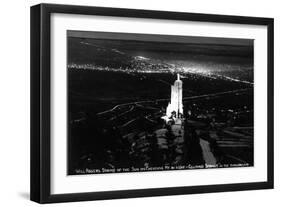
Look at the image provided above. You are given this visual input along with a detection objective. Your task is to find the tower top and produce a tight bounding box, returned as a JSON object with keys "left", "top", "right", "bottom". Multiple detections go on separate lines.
{"left": 177, "top": 73, "right": 180, "bottom": 81}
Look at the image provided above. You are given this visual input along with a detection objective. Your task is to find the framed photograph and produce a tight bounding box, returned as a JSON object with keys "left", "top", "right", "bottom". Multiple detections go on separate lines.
{"left": 30, "top": 3, "right": 274, "bottom": 203}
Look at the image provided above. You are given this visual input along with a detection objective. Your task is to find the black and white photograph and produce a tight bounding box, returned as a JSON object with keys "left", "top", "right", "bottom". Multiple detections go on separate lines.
{"left": 28, "top": 3, "right": 274, "bottom": 204}
{"left": 67, "top": 31, "right": 254, "bottom": 175}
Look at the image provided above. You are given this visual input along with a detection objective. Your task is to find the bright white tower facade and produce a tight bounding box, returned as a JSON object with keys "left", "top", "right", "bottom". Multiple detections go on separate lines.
{"left": 166, "top": 74, "right": 183, "bottom": 119}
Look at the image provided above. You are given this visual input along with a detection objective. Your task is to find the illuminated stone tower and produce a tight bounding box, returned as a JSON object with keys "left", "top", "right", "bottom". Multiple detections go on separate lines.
{"left": 166, "top": 74, "right": 183, "bottom": 119}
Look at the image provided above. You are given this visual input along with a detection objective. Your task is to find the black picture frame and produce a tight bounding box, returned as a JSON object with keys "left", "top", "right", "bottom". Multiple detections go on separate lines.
{"left": 30, "top": 3, "right": 274, "bottom": 203}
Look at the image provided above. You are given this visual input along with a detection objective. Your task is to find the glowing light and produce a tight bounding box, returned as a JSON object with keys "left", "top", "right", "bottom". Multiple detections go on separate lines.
{"left": 134, "top": 56, "right": 150, "bottom": 60}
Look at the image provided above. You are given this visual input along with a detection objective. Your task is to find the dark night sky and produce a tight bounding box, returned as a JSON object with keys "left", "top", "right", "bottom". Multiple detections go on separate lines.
{"left": 67, "top": 30, "right": 253, "bottom": 82}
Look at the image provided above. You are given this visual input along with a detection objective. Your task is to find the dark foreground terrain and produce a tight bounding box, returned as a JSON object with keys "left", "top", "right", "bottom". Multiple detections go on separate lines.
{"left": 67, "top": 69, "right": 253, "bottom": 175}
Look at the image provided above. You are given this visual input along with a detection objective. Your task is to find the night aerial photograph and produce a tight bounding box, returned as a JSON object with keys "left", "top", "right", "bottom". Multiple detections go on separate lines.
{"left": 67, "top": 31, "right": 254, "bottom": 175}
